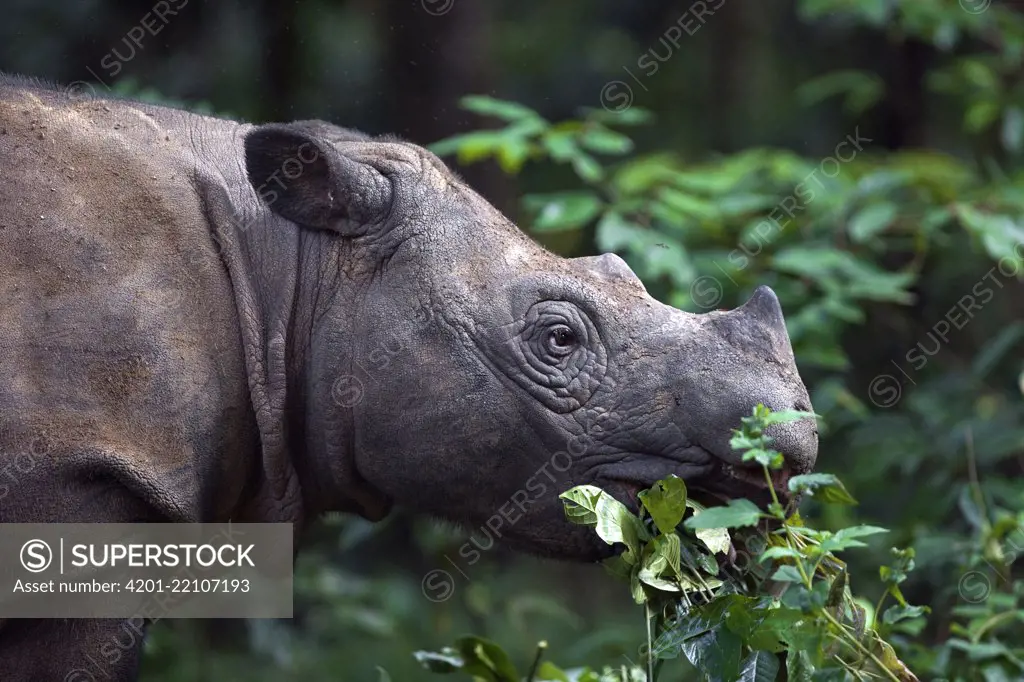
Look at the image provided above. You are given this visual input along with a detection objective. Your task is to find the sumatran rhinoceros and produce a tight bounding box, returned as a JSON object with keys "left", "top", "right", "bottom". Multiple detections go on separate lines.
{"left": 0, "top": 74, "right": 817, "bottom": 680}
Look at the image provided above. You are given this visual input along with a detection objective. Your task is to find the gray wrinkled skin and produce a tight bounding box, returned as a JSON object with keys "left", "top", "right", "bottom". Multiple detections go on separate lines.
{"left": 0, "top": 75, "right": 816, "bottom": 681}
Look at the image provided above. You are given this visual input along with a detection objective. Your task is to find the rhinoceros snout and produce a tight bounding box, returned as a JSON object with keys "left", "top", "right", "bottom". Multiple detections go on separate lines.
{"left": 680, "top": 284, "right": 818, "bottom": 482}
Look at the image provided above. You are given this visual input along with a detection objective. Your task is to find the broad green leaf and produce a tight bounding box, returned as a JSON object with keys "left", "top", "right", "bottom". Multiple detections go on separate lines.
{"left": 653, "top": 532, "right": 683, "bottom": 578}
{"left": 972, "top": 321, "right": 1024, "bottom": 380}
{"left": 559, "top": 485, "right": 604, "bottom": 526}
{"left": 819, "top": 525, "right": 889, "bottom": 553}
{"left": 651, "top": 596, "right": 737, "bottom": 658}
{"left": 966, "top": 99, "right": 1000, "bottom": 133}
{"left": 428, "top": 131, "right": 505, "bottom": 161}
{"left": 683, "top": 499, "right": 762, "bottom": 530}
{"left": 454, "top": 635, "right": 520, "bottom": 682}
{"left": 788, "top": 473, "right": 858, "bottom": 505}
{"left": 873, "top": 636, "right": 920, "bottom": 681}
{"left": 758, "top": 546, "right": 803, "bottom": 562}
{"left": 629, "top": 571, "right": 646, "bottom": 604}
{"left": 849, "top": 202, "right": 897, "bottom": 243}
{"left": 594, "top": 493, "right": 650, "bottom": 554}
{"left": 579, "top": 105, "right": 654, "bottom": 126}
{"left": 524, "top": 192, "right": 602, "bottom": 233}
{"left": 495, "top": 139, "right": 531, "bottom": 174}
{"left": 571, "top": 153, "right": 604, "bottom": 183}
{"left": 637, "top": 475, "right": 688, "bottom": 534}
{"left": 826, "top": 569, "right": 847, "bottom": 608}
{"left": 679, "top": 625, "right": 743, "bottom": 682}
{"left": 541, "top": 131, "right": 579, "bottom": 161}
{"left": 535, "top": 661, "right": 571, "bottom": 682}
{"left": 785, "top": 649, "right": 815, "bottom": 682}
{"left": 376, "top": 666, "right": 392, "bottom": 682}
{"left": 736, "top": 650, "right": 781, "bottom": 682}
{"left": 695, "top": 525, "right": 732, "bottom": 556}
{"left": 460, "top": 95, "right": 543, "bottom": 123}
{"left": 882, "top": 604, "right": 930, "bottom": 625}
{"left": 796, "top": 69, "right": 884, "bottom": 115}
{"left": 741, "top": 447, "right": 784, "bottom": 469}
{"left": 658, "top": 188, "right": 719, "bottom": 222}
{"left": 770, "top": 565, "right": 804, "bottom": 583}
{"left": 579, "top": 125, "right": 634, "bottom": 155}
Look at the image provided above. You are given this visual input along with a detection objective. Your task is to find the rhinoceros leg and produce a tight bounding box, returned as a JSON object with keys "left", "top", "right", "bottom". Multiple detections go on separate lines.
{"left": 0, "top": 617, "right": 147, "bottom": 681}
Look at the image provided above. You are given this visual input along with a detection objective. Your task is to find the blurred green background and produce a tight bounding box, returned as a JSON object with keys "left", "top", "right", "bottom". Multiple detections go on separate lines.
{"left": 3, "top": 1, "right": 1024, "bottom": 680}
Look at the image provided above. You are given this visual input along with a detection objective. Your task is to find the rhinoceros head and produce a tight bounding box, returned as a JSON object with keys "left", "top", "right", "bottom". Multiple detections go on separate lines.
{"left": 243, "top": 123, "right": 817, "bottom": 560}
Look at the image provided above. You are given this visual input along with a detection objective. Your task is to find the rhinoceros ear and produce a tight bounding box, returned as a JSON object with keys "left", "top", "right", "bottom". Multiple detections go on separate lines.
{"left": 243, "top": 124, "right": 392, "bottom": 234}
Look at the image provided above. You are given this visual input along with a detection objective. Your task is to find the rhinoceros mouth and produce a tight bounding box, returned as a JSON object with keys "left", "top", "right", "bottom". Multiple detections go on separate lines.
{"left": 688, "top": 460, "right": 796, "bottom": 508}
{"left": 593, "top": 445, "right": 794, "bottom": 516}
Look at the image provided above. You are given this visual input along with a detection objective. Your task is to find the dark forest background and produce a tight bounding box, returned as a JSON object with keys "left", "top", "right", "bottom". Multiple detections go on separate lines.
{"left": 2, "top": 1, "right": 1024, "bottom": 680}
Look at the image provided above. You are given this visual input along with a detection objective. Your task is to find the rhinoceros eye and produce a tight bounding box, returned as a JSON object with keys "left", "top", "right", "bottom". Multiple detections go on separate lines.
{"left": 546, "top": 326, "right": 578, "bottom": 356}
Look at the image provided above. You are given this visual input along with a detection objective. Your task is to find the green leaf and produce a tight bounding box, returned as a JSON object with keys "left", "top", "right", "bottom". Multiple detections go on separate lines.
{"left": 770, "top": 565, "right": 805, "bottom": 583}
{"left": 428, "top": 131, "right": 505, "bottom": 161}
{"left": 736, "top": 650, "right": 781, "bottom": 682}
{"left": 594, "top": 493, "right": 650, "bottom": 554}
{"left": 559, "top": 485, "right": 604, "bottom": 526}
{"left": 826, "top": 568, "right": 847, "bottom": 608}
{"left": 562, "top": 486, "right": 650, "bottom": 556}
{"left": 849, "top": 202, "right": 897, "bottom": 243}
{"left": 683, "top": 499, "right": 762, "bottom": 530}
{"left": 785, "top": 649, "right": 815, "bottom": 682}
{"left": 524, "top": 192, "right": 603, "bottom": 233}
{"left": 579, "top": 125, "right": 634, "bottom": 155}
{"left": 637, "top": 475, "right": 688, "bottom": 534}
{"left": 629, "top": 570, "right": 646, "bottom": 604}
{"left": 758, "top": 546, "right": 803, "bottom": 562}
{"left": 460, "top": 95, "right": 543, "bottom": 123}
{"left": 788, "top": 473, "right": 858, "bottom": 505}
{"left": 695, "top": 525, "right": 732, "bottom": 556}
{"left": 535, "top": 661, "right": 571, "bottom": 682}
{"left": 740, "top": 447, "right": 784, "bottom": 469}
{"left": 454, "top": 635, "right": 520, "bottom": 682}
{"left": 966, "top": 100, "right": 1001, "bottom": 133}
{"left": 653, "top": 532, "right": 683, "bottom": 579}
{"left": 579, "top": 105, "right": 654, "bottom": 126}
{"left": 541, "top": 131, "right": 579, "bottom": 161}
{"left": 819, "top": 525, "right": 889, "bottom": 553}
{"left": 657, "top": 188, "right": 719, "bottom": 222}
{"left": 679, "top": 625, "right": 743, "bottom": 682}
{"left": 882, "top": 604, "right": 930, "bottom": 625}
{"left": 376, "top": 666, "right": 393, "bottom": 682}
{"left": 571, "top": 153, "right": 604, "bottom": 183}
{"left": 796, "top": 69, "right": 884, "bottom": 115}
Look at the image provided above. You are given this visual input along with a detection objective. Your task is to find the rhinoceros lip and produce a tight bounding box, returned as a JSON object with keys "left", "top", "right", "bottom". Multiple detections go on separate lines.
{"left": 689, "top": 460, "right": 795, "bottom": 508}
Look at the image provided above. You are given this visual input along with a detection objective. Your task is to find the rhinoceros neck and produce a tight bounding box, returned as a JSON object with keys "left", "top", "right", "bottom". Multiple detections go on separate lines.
{"left": 196, "top": 146, "right": 390, "bottom": 527}
{"left": 192, "top": 137, "right": 312, "bottom": 525}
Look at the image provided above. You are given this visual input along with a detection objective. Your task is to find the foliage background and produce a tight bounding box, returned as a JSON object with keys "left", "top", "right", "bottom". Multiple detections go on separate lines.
{"left": 2, "top": 0, "right": 1023, "bottom": 679}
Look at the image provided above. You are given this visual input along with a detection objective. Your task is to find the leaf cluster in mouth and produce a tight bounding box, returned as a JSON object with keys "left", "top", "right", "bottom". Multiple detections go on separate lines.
{"left": 555, "top": 405, "right": 921, "bottom": 682}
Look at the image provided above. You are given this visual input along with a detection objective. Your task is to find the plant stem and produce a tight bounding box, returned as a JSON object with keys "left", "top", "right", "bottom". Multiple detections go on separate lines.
{"left": 645, "top": 603, "right": 654, "bottom": 682}
{"left": 525, "top": 640, "right": 547, "bottom": 682}
{"left": 820, "top": 609, "right": 901, "bottom": 682}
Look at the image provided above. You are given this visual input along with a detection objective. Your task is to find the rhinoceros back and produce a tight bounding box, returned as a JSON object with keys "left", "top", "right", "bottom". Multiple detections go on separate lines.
{"left": 0, "top": 78, "right": 254, "bottom": 523}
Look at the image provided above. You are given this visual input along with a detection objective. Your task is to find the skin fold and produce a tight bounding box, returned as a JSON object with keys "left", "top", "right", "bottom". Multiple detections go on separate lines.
{"left": 0, "top": 74, "right": 817, "bottom": 681}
